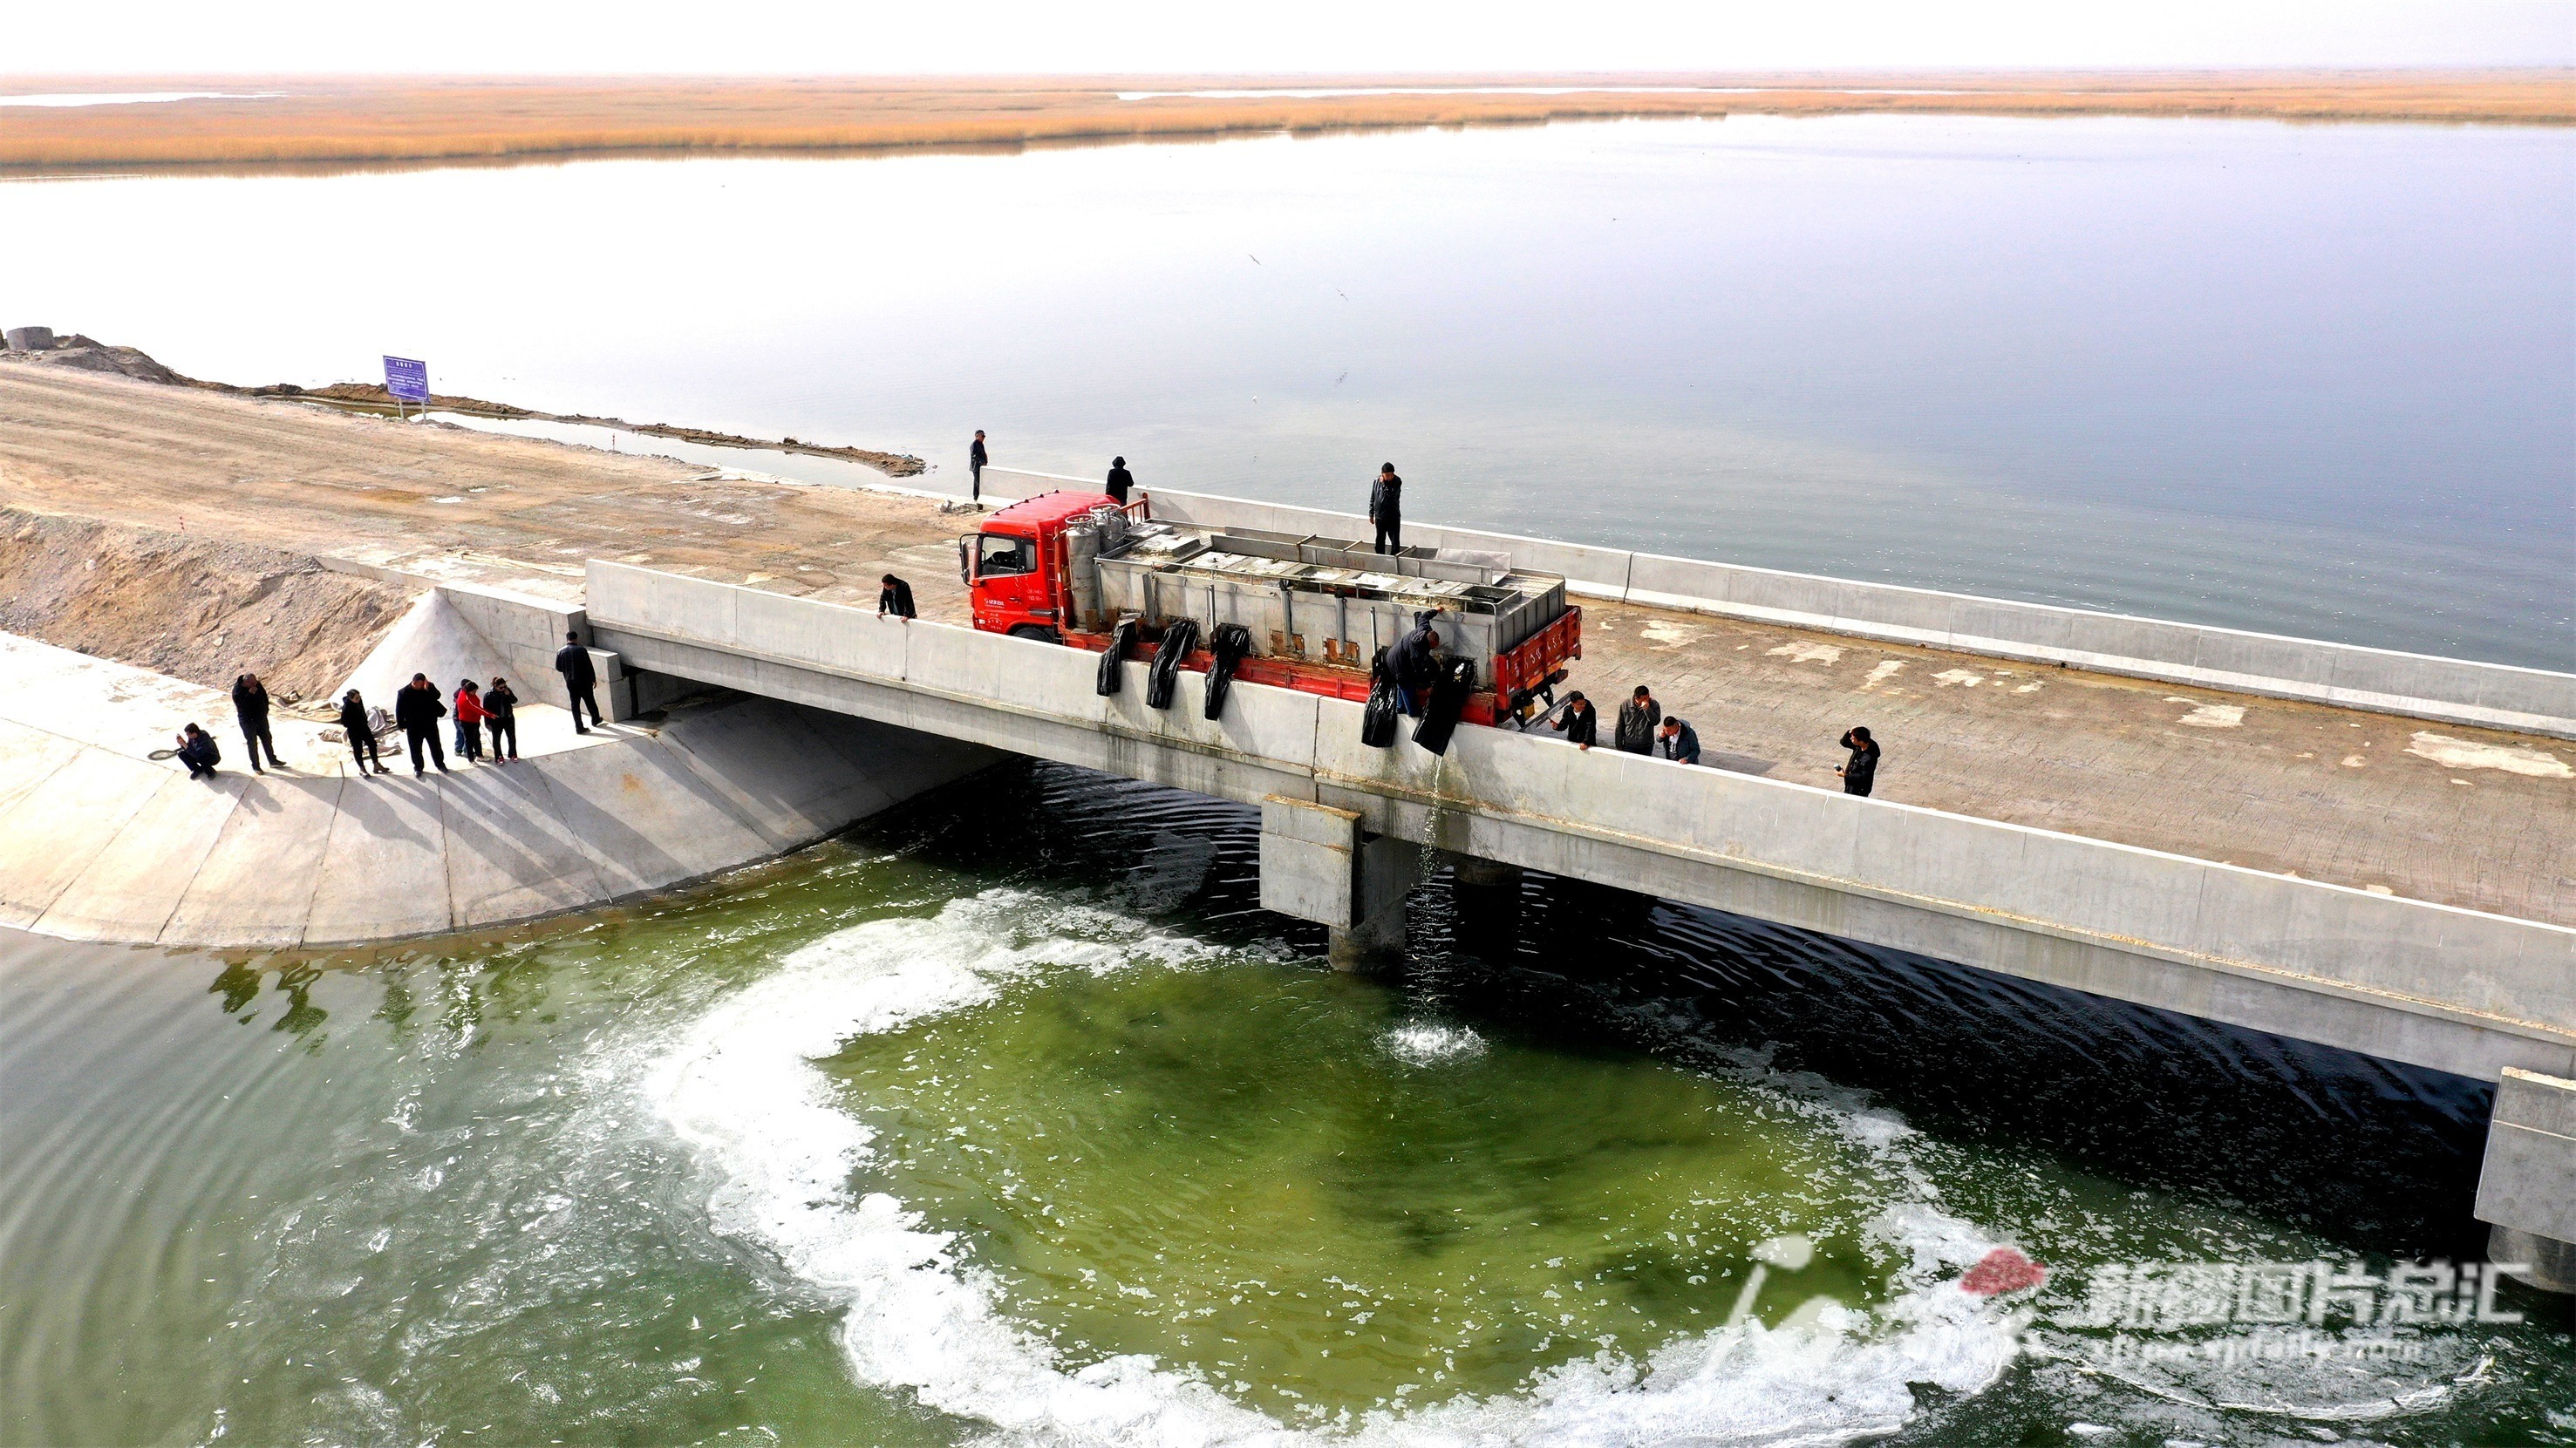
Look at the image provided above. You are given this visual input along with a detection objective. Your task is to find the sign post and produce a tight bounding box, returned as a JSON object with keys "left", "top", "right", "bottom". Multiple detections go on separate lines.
{"left": 383, "top": 356, "right": 429, "bottom": 418}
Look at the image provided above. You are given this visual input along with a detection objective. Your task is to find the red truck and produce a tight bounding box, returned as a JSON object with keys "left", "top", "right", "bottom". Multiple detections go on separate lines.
{"left": 962, "top": 491, "right": 1581, "bottom": 728}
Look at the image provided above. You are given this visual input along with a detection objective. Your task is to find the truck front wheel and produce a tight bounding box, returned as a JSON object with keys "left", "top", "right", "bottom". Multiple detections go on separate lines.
{"left": 1008, "top": 623, "right": 1065, "bottom": 645}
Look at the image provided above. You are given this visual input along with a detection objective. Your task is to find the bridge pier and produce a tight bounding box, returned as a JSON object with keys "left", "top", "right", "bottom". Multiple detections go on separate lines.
{"left": 1259, "top": 795, "right": 1417, "bottom": 973}
{"left": 1444, "top": 853, "right": 1525, "bottom": 958}
{"left": 2477, "top": 1068, "right": 2576, "bottom": 1295}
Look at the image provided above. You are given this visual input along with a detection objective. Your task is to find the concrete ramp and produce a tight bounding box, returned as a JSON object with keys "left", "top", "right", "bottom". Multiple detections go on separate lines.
{"left": 339, "top": 588, "right": 516, "bottom": 708}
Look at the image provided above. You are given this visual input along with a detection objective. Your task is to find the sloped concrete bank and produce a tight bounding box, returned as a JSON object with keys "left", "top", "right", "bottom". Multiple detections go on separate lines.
{"left": 0, "top": 631, "right": 997, "bottom": 949}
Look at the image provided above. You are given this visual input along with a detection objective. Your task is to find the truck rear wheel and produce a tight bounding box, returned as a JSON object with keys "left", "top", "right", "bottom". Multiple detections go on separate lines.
{"left": 1008, "top": 623, "right": 1064, "bottom": 645}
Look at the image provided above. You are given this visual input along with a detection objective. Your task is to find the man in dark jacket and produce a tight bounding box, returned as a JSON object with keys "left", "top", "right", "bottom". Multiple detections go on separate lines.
{"left": 556, "top": 630, "right": 603, "bottom": 731}
{"left": 339, "top": 689, "right": 387, "bottom": 775}
{"left": 1614, "top": 686, "right": 1661, "bottom": 755}
{"left": 231, "top": 672, "right": 284, "bottom": 773}
{"left": 394, "top": 673, "right": 449, "bottom": 776}
{"left": 1105, "top": 457, "right": 1134, "bottom": 506}
{"left": 1657, "top": 717, "right": 1701, "bottom": 766}
{"left": 878, "top": 574, "right": 917, "bottom": 619}
{"left": 1368, "top": 463, "right": 1403, "bottom": 554}
{"left": 1387, "top": 615, "right": 1441, "bottom": 717}
{"left": 485, "top": 677, "right": 520, "bottom": 762}
{"left": 176, "top": 723, "right": 221, "bottom": 779}
{"left": 1550, "top": 691, "right": 1598, "bottom": 750}
{"left": 970, "top": 430, "right": 989, "bottom": 504}
{"left": 1837, "top": 726, "right": 1881, "bottom": 797}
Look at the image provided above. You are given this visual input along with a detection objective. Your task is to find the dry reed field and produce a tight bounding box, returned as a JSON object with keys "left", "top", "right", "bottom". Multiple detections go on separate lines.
{"left": 3, "top": 71, "right": 2569, "bottom": 170}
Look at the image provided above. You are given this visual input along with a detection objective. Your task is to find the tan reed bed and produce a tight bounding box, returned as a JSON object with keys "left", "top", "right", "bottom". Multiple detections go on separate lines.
{"left": 3, "top": 71, "right": 2568, "bottom": 171}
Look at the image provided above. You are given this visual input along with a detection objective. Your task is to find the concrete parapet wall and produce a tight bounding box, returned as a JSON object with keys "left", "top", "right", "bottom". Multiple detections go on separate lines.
{"left": 954, "top": 471, "right": 2576, "bottom": 739}
{"left": 587, "top": 561, "right": 2576, "bottom": 1084}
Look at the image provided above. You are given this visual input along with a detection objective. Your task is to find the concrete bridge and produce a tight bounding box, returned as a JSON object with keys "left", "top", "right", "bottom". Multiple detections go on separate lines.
{"left": 581, "top": 505, "right": 2576, "bottom": 1289}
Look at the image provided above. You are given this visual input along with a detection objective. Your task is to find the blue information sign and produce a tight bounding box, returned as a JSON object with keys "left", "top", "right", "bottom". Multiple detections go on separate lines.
{"left": 383, "top": 356, "right": 429, "bottom": 403}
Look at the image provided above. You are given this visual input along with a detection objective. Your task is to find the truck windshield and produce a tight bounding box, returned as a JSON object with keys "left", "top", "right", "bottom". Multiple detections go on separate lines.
{"left": 977, "top": 534, "right": 1035, "bottom": 577}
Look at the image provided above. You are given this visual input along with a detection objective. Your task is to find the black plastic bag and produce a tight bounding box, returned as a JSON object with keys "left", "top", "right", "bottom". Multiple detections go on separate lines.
{"left": 1146, "top": 618, "right": 1199, "bottom": 710}
{"left": 1203, "top": 623, "right": 1254, "bottom": 719}
{"left": 1360, "top": 647, "right": 1401, "bottom": 748}
{"left": 1411, "top": 657, "right": 1478, "bottom": 756}
{"left": 1095, "top": 619, "right": 1135, "bottom": 697}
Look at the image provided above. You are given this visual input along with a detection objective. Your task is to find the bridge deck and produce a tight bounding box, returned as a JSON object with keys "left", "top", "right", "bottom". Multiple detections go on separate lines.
{"left": 6, "top": 364, "right": 2568, "bottom": 926}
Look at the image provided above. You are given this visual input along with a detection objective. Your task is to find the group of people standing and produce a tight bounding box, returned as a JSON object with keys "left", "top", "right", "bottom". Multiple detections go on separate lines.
{"left": 1549, "top": 685, "right": 1703, "bottom": 765}
{"left": 359, "top": 672, "right": 523, "bottom": 776}
{"left": 175, "top": 631, "right": 609, "bottom": 782}
{"left": 1550, "top": 684, "right": 1882, "bottom": 796}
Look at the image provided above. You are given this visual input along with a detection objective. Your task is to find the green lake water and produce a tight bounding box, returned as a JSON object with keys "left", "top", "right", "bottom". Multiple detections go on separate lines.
{"left": 4, "top": 764, "right": 2571, "bottom": 1445}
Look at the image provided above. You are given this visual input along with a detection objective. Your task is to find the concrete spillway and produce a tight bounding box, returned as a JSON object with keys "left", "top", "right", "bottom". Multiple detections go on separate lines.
{"left": 0, "top": 617, "right": 992, "bottom": 950}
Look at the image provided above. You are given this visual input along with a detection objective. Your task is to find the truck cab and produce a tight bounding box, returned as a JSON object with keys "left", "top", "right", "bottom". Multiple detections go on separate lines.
{"left": 959, "top": 491, "right": 1115, "bottom": 641}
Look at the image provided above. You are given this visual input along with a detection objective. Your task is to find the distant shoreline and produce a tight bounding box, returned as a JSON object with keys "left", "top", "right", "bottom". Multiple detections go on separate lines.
{"left": 0, "top": 336, "right": 926, "bottom": 476}
{"left": 3, "top": 70, "right": 2568, "bottom": 171}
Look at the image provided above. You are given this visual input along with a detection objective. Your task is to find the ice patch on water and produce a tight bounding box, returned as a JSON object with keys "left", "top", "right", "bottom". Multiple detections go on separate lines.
{"left": 1381, "top": 1021, "right": 1488, "bottom": 1065}
{"left": 646, "top": 887, "right": 2031, "bottom": 1446}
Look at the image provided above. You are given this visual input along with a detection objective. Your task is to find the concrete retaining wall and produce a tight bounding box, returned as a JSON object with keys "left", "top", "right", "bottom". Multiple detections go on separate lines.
{"left": 587, "top": 561, "right": 2576, "bottom": 1084}
{"left": 339, "top": 581, "right": 635, "bottom": 723}
{"left": 976, "top": 466, "right": 2575, "bottom": 738}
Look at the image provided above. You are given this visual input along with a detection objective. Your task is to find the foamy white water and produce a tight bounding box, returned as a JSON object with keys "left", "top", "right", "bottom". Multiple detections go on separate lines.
{"left": 1381, "top": 1022, "right": 1489, "bottom": 1066}
{"left": 645, "top": 890, "right": 2029, "bottom": 1446}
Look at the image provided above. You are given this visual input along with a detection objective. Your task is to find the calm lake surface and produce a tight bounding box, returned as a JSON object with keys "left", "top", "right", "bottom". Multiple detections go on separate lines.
{"left": 5, "top": 116, "right": 2575, "bottom": 1447}
{"left": 5, "top": 114, "right": 2571, "bottom": 668}
{"left": 6, "top": 765, "right": 2573, "bottom": 1446}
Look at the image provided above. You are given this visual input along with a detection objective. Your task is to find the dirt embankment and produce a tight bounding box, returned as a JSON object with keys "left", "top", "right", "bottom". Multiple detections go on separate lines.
{"left": 0, "top": 507, "right": 413, "bottom": 705}
{"left": 0, "top": 336, "right": 923, "bottom": 476}
{"left": 0, "top": 360, "right": 978, "bottom": 619}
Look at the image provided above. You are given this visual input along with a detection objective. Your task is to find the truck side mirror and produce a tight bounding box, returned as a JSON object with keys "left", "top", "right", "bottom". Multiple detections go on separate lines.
{"left": 957, "top": 534, "right": 976, "bottom": 584}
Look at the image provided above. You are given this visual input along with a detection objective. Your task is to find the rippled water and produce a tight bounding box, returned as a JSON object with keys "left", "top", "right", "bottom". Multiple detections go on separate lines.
{"left": 7, "top": 114, "right": 2569, "bottom": 666}
{"left": 4, "top": 762, "right": 2571, "bottom": 1445}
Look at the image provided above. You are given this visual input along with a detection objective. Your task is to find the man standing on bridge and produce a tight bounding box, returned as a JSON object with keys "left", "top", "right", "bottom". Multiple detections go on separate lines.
{"left": 1105, "top": 456, "right": 1134, "bottom": 506}
{"left": 970, "top": 430, "right": 989, "bottom": 505}
{"left": 556, "top": 630, "right": 603, "bottom": 733}
{"left": 878, "top": 574, "right": 917, "bottom": 620}
{"left": 1657, "top": 716, "right": 1701, "bottom": 766}
{"left": 1550, "top": 690, "right": 1598, "bottom": 750}
{"left": 1368, "top": 462, "right": 1402, "bottom": 554}
{"left": 1837, "top": 726, "right": 1881, "bottom": 797}
{"left": 1387, "top": 613, "right": 1441, "bottom": 717}
{"left": 1615, "top": 685, "right": 1661, "bottom": 755}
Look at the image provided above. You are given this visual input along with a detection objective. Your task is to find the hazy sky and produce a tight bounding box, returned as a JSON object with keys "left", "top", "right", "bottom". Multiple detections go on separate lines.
{"left": 7, "top": 0, "right": 2571, "bottom": 78}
